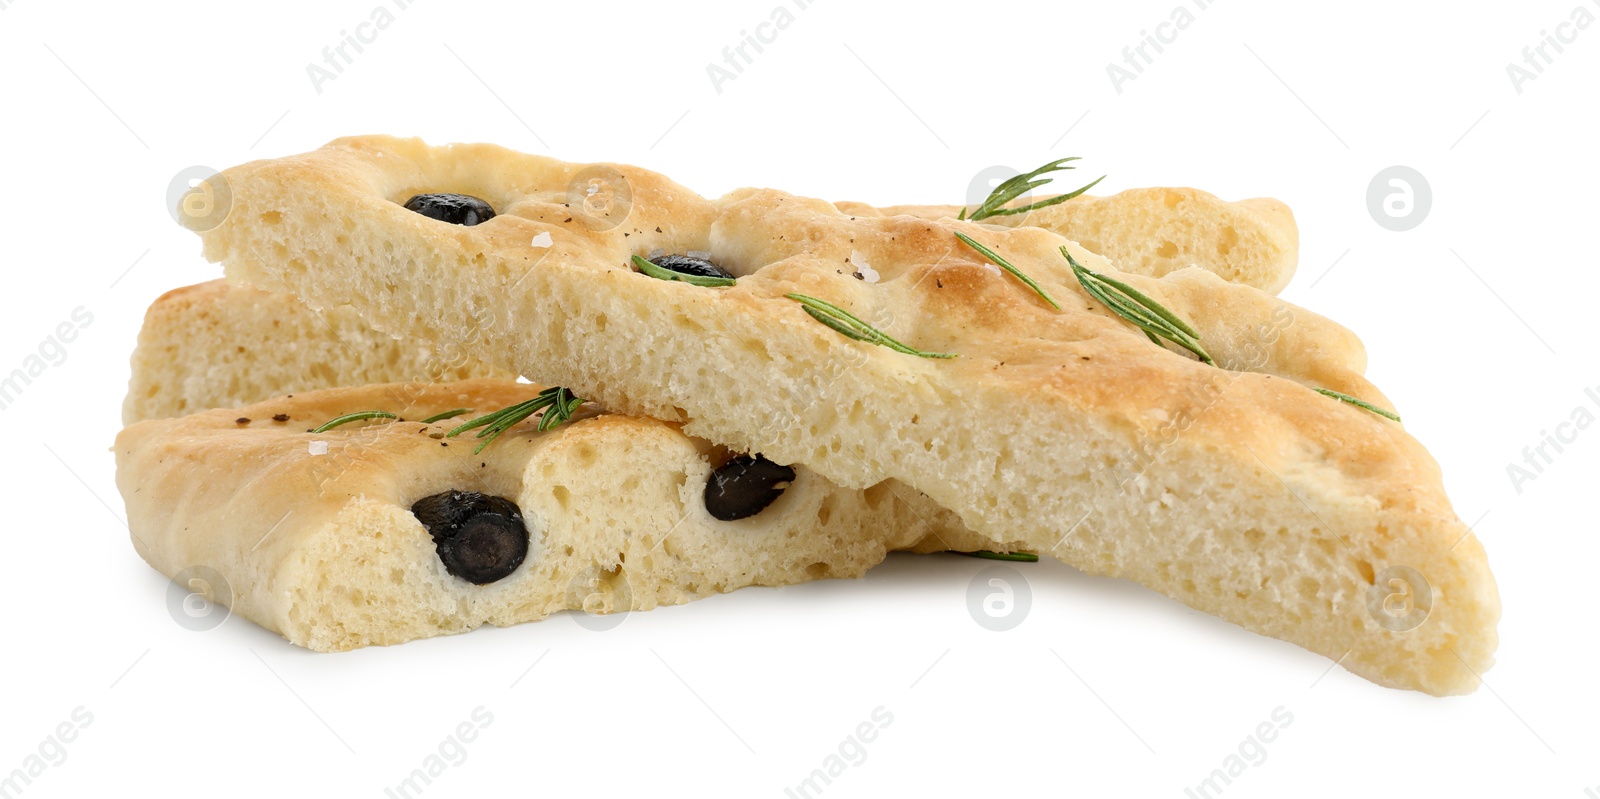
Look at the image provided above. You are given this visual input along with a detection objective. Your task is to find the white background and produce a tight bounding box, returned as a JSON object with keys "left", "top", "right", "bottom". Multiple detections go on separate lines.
{"left": 1, "top": 0, "right": 1595, "bottom": 796}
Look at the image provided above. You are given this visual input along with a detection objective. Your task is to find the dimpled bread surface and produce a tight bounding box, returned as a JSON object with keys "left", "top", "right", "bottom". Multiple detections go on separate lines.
{"left": 123, "top": 279, "right": 516, "bottom": 423}
{"left": 116, "top": 379, "right": 983, "bottom": 651}
{"left": 191, "top": 136, "right": 1497, "bottom": 694}
{"left": 838, "top": 187, "right": 1298, "bottom": 294}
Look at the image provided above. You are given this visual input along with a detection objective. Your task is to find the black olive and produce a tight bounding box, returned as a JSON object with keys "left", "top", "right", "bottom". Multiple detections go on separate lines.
{"left": 704, "top": 455, "right": 796, "bottom": 521}
{"left": 435, "top": 514, "right": 527, "bottom": 584}
{"left": 649, "top": 254, "right": 734, "bottom": 280}
{"left": 403, "top": 193, "right": 496, "bottom": 226}
{"left": 411, "top": 490, "right": 528, "bottom": 584}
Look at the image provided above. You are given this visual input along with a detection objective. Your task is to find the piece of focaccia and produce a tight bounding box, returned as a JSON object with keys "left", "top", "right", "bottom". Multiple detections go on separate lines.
{"left": 119, "top": 278, "right": 1001, "bottom": 560}
{"left": 187, "top": 136, "right": 1497, "bottom": 694}
{"left": 837, "top": 188, "right": 1297, "bottom": 294}
{"left": 123, "top": 279, "right": 517, "bottom": 423}
{"left": 115, "top": 379, "right": 982, "bottom": 651}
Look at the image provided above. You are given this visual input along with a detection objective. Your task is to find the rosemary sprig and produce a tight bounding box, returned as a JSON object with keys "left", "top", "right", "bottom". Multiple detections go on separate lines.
{"left": 419, "top": 408, "right": 473, "bottom": 424}
{"left": 785, "top": 293, "right": 956, "bottom": 359}
{"left": 960, "top": 158, "right": 1106, "bottom": 222}
{"left": 447, "top": 386, "right": 586, "bottom": 453}
{"left": 1314, "top": 389, "right": 1401, "bottom": 422}
{"left": 959, "top": 550, "right": 1041, "bottom": 563}
{"left": 953, "top": 231, "right": 1060, "bottom": 310}
{"left": 311, "top": 410, "right": 398, "bottom": 433}
{"left": 631, "top": 255, "right": 736, "bottom": 287}
{"left": 1064, "top": 247, "right": 1213, "bottom": 366}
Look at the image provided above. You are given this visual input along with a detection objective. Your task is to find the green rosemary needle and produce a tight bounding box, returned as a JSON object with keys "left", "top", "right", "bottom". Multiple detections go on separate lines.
{"left": 958, "top": 550, "right": 1041, "bottom": 563}
{"left": 785, "top": 293, "right": 956, "bottom": 359}
{"left": 1064, "top": 247, "right": 1214, "bottom": 366}
{"left": 311, "top": 410, "right": 398, "bottom": 433}
{"left": 960, "top": 158, "right": 1106, "bottom": 222}
{"left": 631, "top": 255, "right": 736, "bottom": 287}
{"left": 419, "top": 408, "right": 473, "bottom": 424}
{"left": 953, "top": 231, "right": 1061, "bottom": 310}
{"left": 1314, "top": 389, "right": 1401, "bottom": 422}
{"left": 447, "top": 386, "right": 586, "bottom": 453}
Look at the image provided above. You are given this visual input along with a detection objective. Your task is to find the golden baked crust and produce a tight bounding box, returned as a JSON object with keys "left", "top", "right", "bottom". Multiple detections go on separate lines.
{"left": 190, "top": 136, "right": 1497, "bottom": 694}
{"left": 838, "top": 188, "right": 1298, "bottom": 293}
{"left": 123, "top": 279, "right": 516, "bottom": 423}
{"left": 115, "top": 379, "right": 977, "bottom": 651}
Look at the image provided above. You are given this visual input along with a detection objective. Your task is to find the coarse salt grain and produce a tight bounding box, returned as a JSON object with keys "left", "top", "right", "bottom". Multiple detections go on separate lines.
{"left": 308, "top": 440, "right": 329, "bottom": 456}
{"left": 531, "top": 231, "right": 553, "bottom": 248}
{"left": 850, "top": 250, "right": 880, "bottom": 283}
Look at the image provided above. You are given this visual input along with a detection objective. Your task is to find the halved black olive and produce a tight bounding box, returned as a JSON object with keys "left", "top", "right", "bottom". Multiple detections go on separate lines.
{"left": 403, "top": 193, "right": 496, "bottom": 226}
{"left": 411, "top": 490, "right": 528, "bottom": 584}
{"left": 650, "top": 254, "right": 734, "bottom": 280}
{"left": 704, "top": 455, "right": 796, "bottom": 521}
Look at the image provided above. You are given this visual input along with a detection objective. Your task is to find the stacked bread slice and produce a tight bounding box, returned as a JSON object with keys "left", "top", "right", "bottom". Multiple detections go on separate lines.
{"left": 118, "top": 377, "right": 988, "bottom": 652}
{"left": 117, "top": 135, "right": 1497, "bottom": 695}
{"left": 119, "top": 281, "right": 1015, "bottom": 650}
{"left": 123, "top": 280, "right": 516, "bottom": 423}
{"left": 836, "top": 186, "right": 1298, "bottom": 294}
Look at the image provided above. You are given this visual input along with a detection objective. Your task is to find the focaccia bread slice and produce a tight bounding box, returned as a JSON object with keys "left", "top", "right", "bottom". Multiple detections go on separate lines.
{"left": 124, "top": 279, "right": 516, "bottom": 423}
{"left": 837, "top": 187, "right": 1298, "bottom": 294}
{"left": 120, "top": 278, "right": 1001, "bottom": 558}
{"left": 115, "top": 379, "right": 980, "bottom": 651}
{"left": 188, "top": 136, "right": 1498, "bottom": 694}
